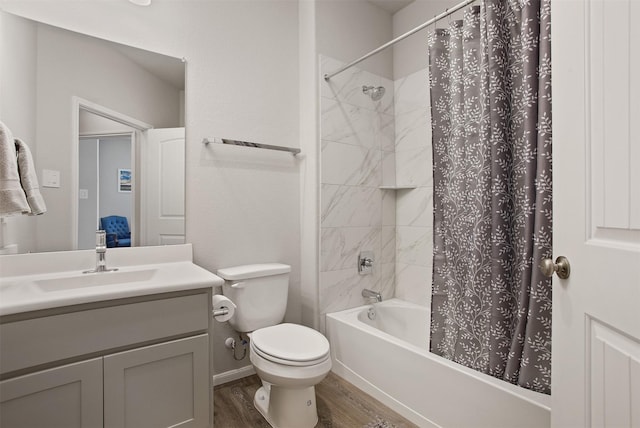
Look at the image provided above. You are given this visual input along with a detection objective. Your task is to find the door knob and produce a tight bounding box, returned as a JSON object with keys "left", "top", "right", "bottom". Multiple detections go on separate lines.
{"left": 540, "top": 256, "right": 571, "bottom": 279}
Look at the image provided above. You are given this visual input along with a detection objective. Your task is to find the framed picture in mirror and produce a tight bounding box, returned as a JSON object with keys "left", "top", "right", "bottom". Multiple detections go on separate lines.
{"left": 118, "top": 169, "right": 132, "bottom": 193}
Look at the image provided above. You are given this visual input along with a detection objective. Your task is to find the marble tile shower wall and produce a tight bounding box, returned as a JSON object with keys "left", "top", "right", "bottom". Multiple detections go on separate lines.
{"left": 319, "top": 57, "right": 434, "bottom": 320}
{"left": 319, "top": 56, "right": 396, "bottom": 319}
{"left": 394, "top": 68, "right": 433, "bottom": 306}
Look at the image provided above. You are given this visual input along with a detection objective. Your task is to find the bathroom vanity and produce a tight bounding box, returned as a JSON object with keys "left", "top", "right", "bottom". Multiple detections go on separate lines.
{"left": 0, "top": 244, "right": 222, "bottom": 428}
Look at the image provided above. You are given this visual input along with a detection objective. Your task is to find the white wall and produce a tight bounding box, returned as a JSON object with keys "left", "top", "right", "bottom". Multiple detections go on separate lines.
{"left": 299, "top": 0, "right": 320, "bottom": 329}
{"left": 0, "top": 0, "right": 300, "bottom": 376}
{"left": 316, "top": 0, "right": 394, "bottom": 79}
{"left": 393, "top": 69, "right": 433, "bottom": 306}
{"left": 79, "top": 110, "right": 138, "bottom": 135}
{"left": 0, "top": 12, "right": 38, "bottom": 253}
{"left": 393, "top": 0, "right": 463, "bottom": 79}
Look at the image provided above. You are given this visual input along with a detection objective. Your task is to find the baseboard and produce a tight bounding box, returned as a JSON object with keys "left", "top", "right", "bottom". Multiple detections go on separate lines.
{"left": 212, "top": 365, "right": 256, "bottom": 386}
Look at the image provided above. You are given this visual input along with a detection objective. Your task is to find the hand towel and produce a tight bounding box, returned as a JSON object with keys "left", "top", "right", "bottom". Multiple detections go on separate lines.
{"left": 0, "top": 121, "right": 30, "bottom": 216}
{"left": 15, "top": 138, "right": 47, "bottom": 215}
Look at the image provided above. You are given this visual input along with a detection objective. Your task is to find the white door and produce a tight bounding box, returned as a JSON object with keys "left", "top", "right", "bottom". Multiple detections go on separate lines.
{"left": 553, "top": 1, "right": 640, "bottom": 427}
{"left": 141, "top": 128, "right": 185, "bottom": 246}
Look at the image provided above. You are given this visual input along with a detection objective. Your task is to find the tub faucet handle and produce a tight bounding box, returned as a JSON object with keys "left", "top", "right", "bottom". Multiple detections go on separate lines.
{"left": 362, "top": 288, "right": 382, "bottom": 303}
{"left": 358, "top": 251, "right": 374, "bottom": 275}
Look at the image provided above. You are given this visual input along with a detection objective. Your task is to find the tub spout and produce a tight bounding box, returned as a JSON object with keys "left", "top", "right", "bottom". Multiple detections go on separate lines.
{"left": 362, "top": 288, "right": 382, "bottom": 303}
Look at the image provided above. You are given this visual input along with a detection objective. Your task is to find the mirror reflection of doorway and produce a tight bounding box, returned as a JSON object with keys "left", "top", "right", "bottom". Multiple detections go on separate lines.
{"left": 78, "top": 134, "right": 133, "bottom": 250}
{"left": 75, "top": 104, "right": 186, "bottom": 250}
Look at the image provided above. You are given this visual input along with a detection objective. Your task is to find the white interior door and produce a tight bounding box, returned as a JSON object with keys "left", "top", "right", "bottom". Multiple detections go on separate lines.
{"left": 141, "top": 128, "right": 185, "bottom": 246}
{"left": 553, "top": 1, "right": 640, "bottom": 427}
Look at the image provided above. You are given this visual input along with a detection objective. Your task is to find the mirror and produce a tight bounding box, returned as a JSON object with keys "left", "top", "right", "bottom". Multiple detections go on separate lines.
{"left": 0, "top": 11, "right": 186, "bottom": 253}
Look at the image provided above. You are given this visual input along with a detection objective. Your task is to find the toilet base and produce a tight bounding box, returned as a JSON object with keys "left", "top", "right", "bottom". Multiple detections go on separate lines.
{"left": 254, "top": 385, "right": 318, "bottom": 428}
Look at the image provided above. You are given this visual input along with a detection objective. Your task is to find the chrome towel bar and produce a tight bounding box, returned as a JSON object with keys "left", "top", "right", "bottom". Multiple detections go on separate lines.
{"left": 203, "top": 137, "right": 301, "bottom": 155}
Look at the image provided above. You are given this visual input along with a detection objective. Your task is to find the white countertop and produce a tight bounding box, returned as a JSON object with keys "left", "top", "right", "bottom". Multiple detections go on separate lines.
{"left": 0, "top": 244, "right": 224, "bottom": 316}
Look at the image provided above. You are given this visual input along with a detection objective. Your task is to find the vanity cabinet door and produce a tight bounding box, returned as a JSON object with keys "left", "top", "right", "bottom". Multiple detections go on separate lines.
{"left": 0, "top": 358, "right": 103, "bottom": 428}
{"left": 104, "top": 334, "right": 209, "bottom": 428}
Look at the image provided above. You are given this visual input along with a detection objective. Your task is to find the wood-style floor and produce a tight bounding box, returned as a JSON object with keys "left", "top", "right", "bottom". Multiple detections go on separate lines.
{"left": 213, "top": 372, "right": 419, "bottom": 428}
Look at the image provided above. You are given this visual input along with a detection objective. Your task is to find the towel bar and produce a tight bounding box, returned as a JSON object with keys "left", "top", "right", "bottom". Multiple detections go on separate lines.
{"left": 203, "top": 137, "right": 301, "bottom": 155}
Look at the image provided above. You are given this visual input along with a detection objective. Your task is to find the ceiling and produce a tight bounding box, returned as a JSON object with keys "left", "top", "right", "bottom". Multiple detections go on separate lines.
{"left": 367, "top": 0, "right": 415, "bottom": 14}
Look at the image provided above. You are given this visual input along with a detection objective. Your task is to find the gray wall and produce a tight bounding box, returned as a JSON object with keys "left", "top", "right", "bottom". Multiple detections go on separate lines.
{"left": 77, "top": 136, "right": 133, "bottom": 249}
{"left": 78, "top": 138, "right": 98, "bottom": 250}
{"left": 98, "top": 136, "right": 132, "bottom": 226}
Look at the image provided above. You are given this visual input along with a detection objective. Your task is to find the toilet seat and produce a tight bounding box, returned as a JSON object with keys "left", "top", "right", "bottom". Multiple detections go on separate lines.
{"left": 251, "top": 343, "right": 330, "bottom": 367}
{"left": 251, "top": 323, "right": 330, "bottom": 367}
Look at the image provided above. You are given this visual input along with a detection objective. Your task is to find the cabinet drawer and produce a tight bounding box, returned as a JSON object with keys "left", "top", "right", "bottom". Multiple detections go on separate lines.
{"left": 0, "top": 293, "right": 209, "bottom": 375}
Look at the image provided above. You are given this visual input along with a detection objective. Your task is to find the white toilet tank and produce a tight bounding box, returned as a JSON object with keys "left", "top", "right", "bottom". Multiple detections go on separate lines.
{"left": 217, "top": 263, "right": 291, "bottom": 333}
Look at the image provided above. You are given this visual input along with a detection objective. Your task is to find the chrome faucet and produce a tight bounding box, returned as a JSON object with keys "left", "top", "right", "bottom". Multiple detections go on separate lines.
{"left": 83, "top": 230, "right": 118, "bottom": 274}
{"left": 362, "top": 288, "right": 382, "bottom": 303}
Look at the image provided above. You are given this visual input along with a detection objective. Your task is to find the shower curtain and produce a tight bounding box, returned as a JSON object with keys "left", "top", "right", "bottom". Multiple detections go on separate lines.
{"left": 428, "top": 0, "right": 552, "bottom": 394}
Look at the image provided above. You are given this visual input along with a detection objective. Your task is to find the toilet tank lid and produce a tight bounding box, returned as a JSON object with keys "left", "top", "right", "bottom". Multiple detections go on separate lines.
{"left": 216, "top": 263, "right": 291, "bottom": 280}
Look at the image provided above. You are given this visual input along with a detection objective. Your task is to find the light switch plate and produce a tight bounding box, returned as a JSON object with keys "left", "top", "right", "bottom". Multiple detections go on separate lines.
{"left": 42, "top": 169, "right": 60, "bottom": 188}
{"left": 79, "top": 189, "right": 89, "bottom": 199}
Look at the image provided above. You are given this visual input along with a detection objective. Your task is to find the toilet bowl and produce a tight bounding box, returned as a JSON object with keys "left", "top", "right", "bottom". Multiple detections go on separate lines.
{"left": 249, "top": 323, "right": 331, "bottom": 428}
{"left": 216, "top": 264, "right": 331, "bottom": 428}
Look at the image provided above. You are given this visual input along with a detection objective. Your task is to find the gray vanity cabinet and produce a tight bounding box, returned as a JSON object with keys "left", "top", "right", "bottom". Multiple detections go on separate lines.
{"left": 104, "top": 334, "right": 209, "bottom": 428}
{"left": 0, "top": 358, "right": 103, "bottom": 428}
{"left": 0, "top": 290, "right": 212, "bottom": 428}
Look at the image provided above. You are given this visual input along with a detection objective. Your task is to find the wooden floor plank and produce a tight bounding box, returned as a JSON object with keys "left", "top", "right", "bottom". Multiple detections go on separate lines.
{"left": 214, "top": 372, "right": 419, "bottom": 428}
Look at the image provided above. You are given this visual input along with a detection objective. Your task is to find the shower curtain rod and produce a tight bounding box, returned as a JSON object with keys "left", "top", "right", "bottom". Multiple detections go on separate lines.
{"left": 323, "top": 0, "right": 478, "bottom": 81}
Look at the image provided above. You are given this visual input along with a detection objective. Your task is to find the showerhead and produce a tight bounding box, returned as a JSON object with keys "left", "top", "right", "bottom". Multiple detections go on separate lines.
{"left": 363, "top": 85, "right": 386, "bottom": 101}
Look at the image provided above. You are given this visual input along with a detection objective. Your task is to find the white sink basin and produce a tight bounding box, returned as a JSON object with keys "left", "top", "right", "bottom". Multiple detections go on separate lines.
{"left": 0, "top": 244, "right": 224, "bottom": 316}
{"left": 34, "top": 269, "right": 158, "bottom": 292}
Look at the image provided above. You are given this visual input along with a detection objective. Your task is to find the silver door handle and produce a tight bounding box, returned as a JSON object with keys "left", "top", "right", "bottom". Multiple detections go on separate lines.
{"left": 540, "top": 256, "right": 571, "bottom": 279}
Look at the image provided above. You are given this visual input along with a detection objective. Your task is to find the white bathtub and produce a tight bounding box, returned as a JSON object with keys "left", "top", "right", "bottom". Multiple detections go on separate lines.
{"left": 326, "top": 299, "right": 551, "bottom": 428}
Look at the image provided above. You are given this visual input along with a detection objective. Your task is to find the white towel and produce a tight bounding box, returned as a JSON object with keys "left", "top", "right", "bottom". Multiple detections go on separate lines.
{"left": 15, "top": 139, "right": 46, "bottom": 215}
{"left": 0, "top": 121, "right": 30, "bottom": 216}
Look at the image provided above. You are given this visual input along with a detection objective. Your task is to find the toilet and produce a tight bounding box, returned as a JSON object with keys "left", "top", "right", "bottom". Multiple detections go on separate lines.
{"left": 217, "top": 263, "right": 331, "bottom": 428}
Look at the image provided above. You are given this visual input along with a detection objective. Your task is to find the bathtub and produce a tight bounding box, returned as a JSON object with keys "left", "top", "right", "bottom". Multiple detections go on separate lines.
{"left": 326, "top": 299, "right": 551, "bottom": 428}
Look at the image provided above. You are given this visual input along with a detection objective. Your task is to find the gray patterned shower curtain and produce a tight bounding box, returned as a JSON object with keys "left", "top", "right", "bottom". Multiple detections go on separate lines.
{"left": 428, "top": 0, "right": 552, "bottom": 394}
